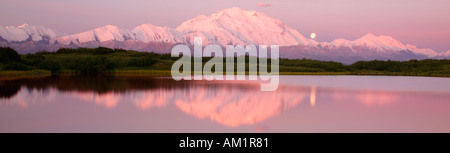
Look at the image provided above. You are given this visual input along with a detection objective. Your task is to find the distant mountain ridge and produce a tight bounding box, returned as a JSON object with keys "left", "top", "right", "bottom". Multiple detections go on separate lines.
{"left": 0, "top": 23, "right": 57, "bottom": 42}
{"left": 0, "top": 7, "right": 448, "bottom": 64}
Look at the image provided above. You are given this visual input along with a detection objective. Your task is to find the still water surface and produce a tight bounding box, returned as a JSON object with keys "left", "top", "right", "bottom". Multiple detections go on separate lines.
{"left": 1, "top": 75, "right": 449, "bottom": 132}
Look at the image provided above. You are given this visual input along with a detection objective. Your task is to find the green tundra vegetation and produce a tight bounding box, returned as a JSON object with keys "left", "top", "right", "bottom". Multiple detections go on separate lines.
{"left": 0, "top": 46, "right": 449, "bottom": 77}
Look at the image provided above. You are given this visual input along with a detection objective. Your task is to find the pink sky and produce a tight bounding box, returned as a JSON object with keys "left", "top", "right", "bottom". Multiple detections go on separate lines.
{"left": 0, "top": 0, "right": 449, "bottom": 52}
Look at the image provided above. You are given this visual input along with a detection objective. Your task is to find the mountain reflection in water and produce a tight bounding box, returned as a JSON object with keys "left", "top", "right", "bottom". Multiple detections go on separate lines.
{"left": 1, "top": 75, "right": 450, "bottom": 132}
{"left": 0, "top": 75, "right": 305, "bottom": 127}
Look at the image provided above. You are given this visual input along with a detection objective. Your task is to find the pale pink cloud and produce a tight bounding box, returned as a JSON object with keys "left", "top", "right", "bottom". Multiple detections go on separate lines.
{"left": 257, "top": 3, "right": 272, "bottom": 7}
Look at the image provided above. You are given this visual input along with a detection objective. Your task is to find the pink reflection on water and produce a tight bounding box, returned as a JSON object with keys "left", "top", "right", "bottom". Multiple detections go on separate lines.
{"left": 53, "top": 81, "right": 307, "bottom": 127}
{"left": 0, "top": 83, "right": 434, "bottom": 128}
{"left": 72, "top": 90, "right": 173, "bottom": 110}
{"left": 132, "top": 90, "right": 174, "bottom": 110}
{"left": 356, "top": 91, "right": 398, "bottom": 107}
{"left": 327, "top": 88, "right": 399, "bottom": 107}
{"left": 310, "top": 86, "right": 316, "bottom": 107}
{"left": 75, "top": 92, "right": 120, "bottom": 109}
{"left": 2, "top": 76, "right": 450, "bottom": 132}
{"left": 175, "top": 86, "right": 306, "bottom": 127}
{"left": 0, "top": 88, "right": 57, "bottom": 108}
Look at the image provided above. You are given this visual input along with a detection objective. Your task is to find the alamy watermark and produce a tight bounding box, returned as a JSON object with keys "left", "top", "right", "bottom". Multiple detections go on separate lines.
{"left": 171, "top": 37, "right": 279, "bottom": 91}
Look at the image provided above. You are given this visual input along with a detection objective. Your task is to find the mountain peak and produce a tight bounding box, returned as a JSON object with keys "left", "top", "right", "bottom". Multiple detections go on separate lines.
{"left": 96, "top": 25, "right": 119, "bottom": 31}
{"left": 1, "top": 8, "right": 442, "bottom": 60}
{"left": 178, "top": 7, "right": 259, "bottom": 27}
{"left": 358, "top": 33, "right": 398, "bottom": 42}
{"left": 136, "top": 23, "right": 169, "bottom": 29}
{"left": 215, "top": 7, "right": 262, "bottom": 20}
{"left": 0, "top": 23, "right": 57, "bottom": 42}
{"left": 438, "top": 50, "right": 450, "bottom": 57}
{"left": 18, "top": 23, "right": 29, "bottom": 28}
{"left": 359, "top": 33, "right": 376, "bottom": 39}
{"left": 445, "top": 50, "right": 450, "bottom": 56}
{"left": 175, "top": 7, "right": 310, "bottom": 46}
{"left": 355, "top": 33, "right": 406, "bottom": 50}
{"left": 52, "top": 24, "right": 130, "bottom": 44}
{"left": 329, "top": 33, "right": 438, "bottom": 57}
{"left": 132, "top": 23, "right": 179, "bottom": 43}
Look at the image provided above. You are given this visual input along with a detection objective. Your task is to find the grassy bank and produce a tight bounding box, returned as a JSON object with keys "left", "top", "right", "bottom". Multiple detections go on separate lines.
{"left": 1, "top": 46, "right": 449, "bottom": 78}
{"left": 111, "top": 70, "right": 173, "bottom": 77}
{"left": 1, "top": 69, "right": 449, "bottom": 78}
{"left": 0, "top": 70, "right": 51, "bottom": 77}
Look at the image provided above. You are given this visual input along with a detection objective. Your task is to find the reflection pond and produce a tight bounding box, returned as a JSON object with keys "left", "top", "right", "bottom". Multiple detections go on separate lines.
{"left": 1, "top": 75, "right": 450, "bottom": 132}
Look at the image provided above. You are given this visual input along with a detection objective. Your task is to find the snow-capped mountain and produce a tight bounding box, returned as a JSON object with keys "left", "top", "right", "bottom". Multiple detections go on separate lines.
{"left": 0, "top": 7, "right": 447, "bottom": 63}
{"left": 443, "top": 50, "right": 450, "bottom": 57}
{"left": 50, "top": 7, "right": 312, "bottom": 46}
{"left": 0, "top": 23, "right": 57, "bottom": 42}
{"left": 332, "top": 33, "right": 407, "bottom": 51}
{"left": 175, "top": 7, "right": 313, "bottom": 46}
{"left": 131, "top": 23, "right": 180, "bottom": 43}
{"left": 435, "top": 50, "right": 450, "bottom": 59}
{"left": 52, "top": 25, "right": 133, "bottom": 45}
{"left": 329, "top": 33, "right": 438, "bottom": 57}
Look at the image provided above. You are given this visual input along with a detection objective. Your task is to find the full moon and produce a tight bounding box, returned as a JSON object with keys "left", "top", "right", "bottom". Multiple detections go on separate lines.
{"left": 310, "top": 33, "right": 316, "bottom": 39}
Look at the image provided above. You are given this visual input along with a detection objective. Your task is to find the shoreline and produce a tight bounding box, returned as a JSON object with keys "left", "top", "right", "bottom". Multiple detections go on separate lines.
{"left": 1, "top": 69, "right": 449, "bottom": 79}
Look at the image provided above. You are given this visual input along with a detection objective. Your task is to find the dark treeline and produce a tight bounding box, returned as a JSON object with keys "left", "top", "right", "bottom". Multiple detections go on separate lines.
{"left": 0, "top": 75, "right": 193, "bottom": 98}
{"left": 0, "top": 47, "right": 449, "bottom": 76}
{"left": 0, "top": 47, "right": 172, "bottom": 73}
